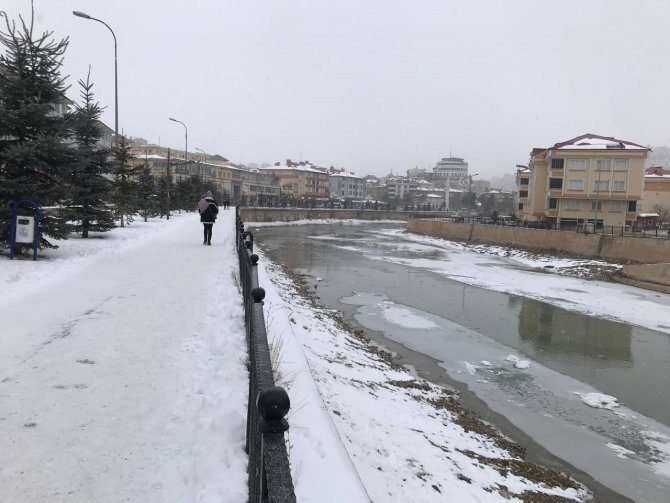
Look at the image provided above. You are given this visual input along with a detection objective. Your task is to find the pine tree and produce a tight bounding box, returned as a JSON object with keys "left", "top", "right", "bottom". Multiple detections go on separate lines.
{"left": 111, "top": 135, "right": 141, "bottom": 227}
{"left": 67, "top": 69, "right": 115, "bottom": 237}
{"left": 0, "top": 3, "right": 76, "bottom": 248}
{"left": 136, "top": 162, "right": 159, "bottom": 222}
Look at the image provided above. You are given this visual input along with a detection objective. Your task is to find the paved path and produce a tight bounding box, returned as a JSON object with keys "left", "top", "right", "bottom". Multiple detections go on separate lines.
{"left": 0, "top": 211, "right": 248, "bottom": 502}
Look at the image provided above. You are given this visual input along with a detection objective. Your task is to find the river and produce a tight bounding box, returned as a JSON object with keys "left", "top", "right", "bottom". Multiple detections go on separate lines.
{"left": 251, "top": 221, "right": 670, "bottom": 503}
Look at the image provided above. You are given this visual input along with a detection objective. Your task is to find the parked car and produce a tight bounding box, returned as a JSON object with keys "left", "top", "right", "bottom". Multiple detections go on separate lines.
{"left": 496, "top": 215, "right": 515, "bottom": 226}
{"left": 527, "top": 220, "right": 553, "bottom": 229}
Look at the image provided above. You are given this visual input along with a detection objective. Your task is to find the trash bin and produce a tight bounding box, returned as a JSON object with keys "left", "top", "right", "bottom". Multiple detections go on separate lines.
{"left": 15, "top": 216, "right": 35, "bottom": 243}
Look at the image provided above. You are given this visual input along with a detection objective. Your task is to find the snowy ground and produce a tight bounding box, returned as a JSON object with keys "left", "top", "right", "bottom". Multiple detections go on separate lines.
{"left": 0, "top": 212, "right": 249, "bottom": 502}
{"left": 1, "top": 213, "right": 595, "bottom": 502}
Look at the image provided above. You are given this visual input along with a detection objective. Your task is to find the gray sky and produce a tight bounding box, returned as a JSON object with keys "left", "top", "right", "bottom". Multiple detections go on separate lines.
{"left": 3, "top": 0, "right": 670, "bottom": 179}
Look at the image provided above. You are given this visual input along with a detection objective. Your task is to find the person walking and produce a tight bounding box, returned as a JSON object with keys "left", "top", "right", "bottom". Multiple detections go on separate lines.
{"left": 197, "top": 191, "right": 219, "bottom": 245}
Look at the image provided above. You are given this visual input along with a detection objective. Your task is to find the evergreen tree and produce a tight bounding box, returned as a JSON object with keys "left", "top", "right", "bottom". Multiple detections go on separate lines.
{"left": 136, "top": 162, "right": 159, "bottom": 222}
{"left": 175, "top": 176, "right": 189, "bottom": 211}
{"left": 0, "top": 4, "right": 75, "bottom": 248}
{"left": 155, "top": 174, "right": 170, "bottom": 218}
{"left": 111, "top": 135, "right": 141, "bottom": 227}
{"left": 67, "top": 70, "right": 115, "bottom": 237}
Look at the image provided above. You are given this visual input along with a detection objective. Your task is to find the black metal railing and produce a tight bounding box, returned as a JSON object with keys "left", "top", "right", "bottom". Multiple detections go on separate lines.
{"left": 236, "top": 208, "right": 296, "bottom": 503}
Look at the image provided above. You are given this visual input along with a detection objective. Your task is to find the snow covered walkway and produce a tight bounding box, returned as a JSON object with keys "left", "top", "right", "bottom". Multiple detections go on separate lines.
{"left": 0, "top": 211, "right": 249, "bottom": 502}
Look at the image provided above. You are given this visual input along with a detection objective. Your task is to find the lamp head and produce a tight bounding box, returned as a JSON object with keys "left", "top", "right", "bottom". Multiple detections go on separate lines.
{"left": 73, "top": 11, "right": 91, "bottom": 19}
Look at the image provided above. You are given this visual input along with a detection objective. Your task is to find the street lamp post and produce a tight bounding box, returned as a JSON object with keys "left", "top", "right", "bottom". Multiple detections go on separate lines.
{"left": 169, "top": 117, "right": 188, "bottom": 162}
{"left": 195, "top": 147, "right": 208, "bottom": 163}
{"left": 73, "top": 10, "right": 118, "bottom": 148}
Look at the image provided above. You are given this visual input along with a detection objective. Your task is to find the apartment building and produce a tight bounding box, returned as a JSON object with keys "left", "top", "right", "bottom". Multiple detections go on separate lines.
{"left": 258, "top": 163, "right": 329, "bottom": 198}
{"left": 518, "top": 134, "right": 649, "bottom": 228}
{"left": 386, "top": 177, "right": 419, "bottom": 200}
{"left": 641, "top": 167, "right": 670, "bottom": 222}
{"left": 329, "top": 172, "right": 366, "bottom": 199}
{"left": 130, "top": 143, "right": 232, "bottom": 192}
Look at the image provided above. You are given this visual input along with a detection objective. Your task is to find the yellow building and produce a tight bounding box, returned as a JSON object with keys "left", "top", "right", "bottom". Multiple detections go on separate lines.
{"left": 641, "top": 168, "right": 670, "bottom": 224}
{"left": 128, "top": 144, "right": 279, "bottom": 204}
{"left": 518, "top": 134, "right": 649, "bottom": 229}
{"left": 259, "top": 162, "right": 329, "bottom": 198}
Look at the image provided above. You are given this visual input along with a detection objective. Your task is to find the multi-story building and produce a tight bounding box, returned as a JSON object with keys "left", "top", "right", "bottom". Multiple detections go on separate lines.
{"left": 386, "top": 177, "right": 419, "bottom": 201}
{"left": 432, "top": 157, "right": 469, "bottom": 186}
{"left": 329, "top": 172, "right": 366, "bottom": 200}
{"left": 518, "top": 134, "right": 649, "bottom": 228}
{"left": 239, "top": 168, "right": 280, "bottom": 205}
{"left": 478, "top": 189, "right": 515, "bottom": 216}
{"left": 641, "top": 167, "right": 670, "bottom": 224}
{"left": 130, "top": 143, "right": 238, "bottom": 200}
{"left": 407, "top": 166, "right": 430, "bottom": 179}
{"left": 259, "top": 162, "right": 329, "bottom": 199}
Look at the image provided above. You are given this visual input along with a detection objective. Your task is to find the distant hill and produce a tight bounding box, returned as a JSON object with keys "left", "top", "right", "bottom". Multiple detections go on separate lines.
{"left": 648, "top": 146, "right": 670, "bottom": 168}
{"left": 488, "top": 173, "right": 517, "bottom": 191}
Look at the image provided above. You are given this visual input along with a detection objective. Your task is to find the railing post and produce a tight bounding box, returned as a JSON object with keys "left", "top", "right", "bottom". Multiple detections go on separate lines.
{"left": 236, "top": 217, "right": 296, "bottom": 503}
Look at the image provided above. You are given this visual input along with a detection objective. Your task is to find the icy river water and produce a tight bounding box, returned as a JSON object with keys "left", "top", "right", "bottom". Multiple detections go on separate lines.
{"left": 251, "top": 221, "right": 670, "bottom": 503}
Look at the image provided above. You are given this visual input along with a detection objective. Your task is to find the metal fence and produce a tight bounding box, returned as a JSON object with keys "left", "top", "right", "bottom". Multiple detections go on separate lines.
{"left": 419, "top": 216, "right": 670, "bottom": 239}
{"left": 236, "top": 209, "right": 296, "bottom": 503}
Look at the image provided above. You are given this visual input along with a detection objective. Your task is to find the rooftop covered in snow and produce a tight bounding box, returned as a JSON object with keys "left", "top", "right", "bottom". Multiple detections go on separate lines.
{"left": 551, "top": 134, "right": 648, "bottom": 151}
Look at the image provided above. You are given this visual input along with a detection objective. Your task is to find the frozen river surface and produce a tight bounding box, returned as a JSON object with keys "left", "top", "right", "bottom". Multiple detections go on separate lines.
{"left": 251, "top": 221, "right": 670, "bottom": 503}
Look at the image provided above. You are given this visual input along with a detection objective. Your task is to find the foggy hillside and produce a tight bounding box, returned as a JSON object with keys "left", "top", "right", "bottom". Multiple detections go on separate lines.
{"left": 489, "top": 173, "right": 517, "bottom": 191}
{"left": 649, "top": 146, "right": 670, "bottom": 167}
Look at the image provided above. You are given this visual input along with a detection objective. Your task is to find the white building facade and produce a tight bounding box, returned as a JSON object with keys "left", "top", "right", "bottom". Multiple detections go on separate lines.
{"left": 329, "top": 173, "right": 366, "bottom": 199}
{"left": 433, "top": 157, "right": 469, "bottom": 186}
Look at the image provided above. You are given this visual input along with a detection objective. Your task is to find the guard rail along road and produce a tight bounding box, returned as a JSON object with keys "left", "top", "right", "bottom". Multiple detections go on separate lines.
{"left": 236, "top": 208, "right": 296, "bottom": 503}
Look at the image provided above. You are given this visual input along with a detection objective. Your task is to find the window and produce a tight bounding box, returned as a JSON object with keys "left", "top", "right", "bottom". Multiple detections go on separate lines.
{"left": 548, "top": 198, "right": 558, "bottom": 209}
{"left": 549, "top": 178, "right": 563, "bottom": 189}
{"left": 519, "top": 190, "right": 528, "bottom": 198}
{"left": 594, "top": 180, "right": 610, "bottom": 191}
{"left": 519, "top": 177, "right": 529, "bottom": 186}
{"left": 518, "top": 203, "right": 524, "bottom": 210}
{"left": 612, "top": 180, "right": 625, "bottom": 191}
{"left": 628, "top": 200, "right": 637, "bottom": 212}
{"left": 564, "top": 199, "right": 580, "bottom": 210}
{"left": 591, "top": 201, "right": 602, "bottom": 211}
{"left": 613, "top": 159, "right": 628, "bottom": 171}
{"left": 567, "top": 179, "right": 584, "bottom": 190}
{"left": 568, "top": 159, "right": 586, "bottom": 171}
{"left": 596, "top": 159, "right": 612, "bottom": 171}
{"left": 551, "top": 158, "right": 564, "bottom": 170}
{"left": 609, "top": 200, "right": 624, "bottom": 212}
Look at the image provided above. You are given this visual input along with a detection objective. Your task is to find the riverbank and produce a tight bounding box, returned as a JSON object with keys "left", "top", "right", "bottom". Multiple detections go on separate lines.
{"left": 256, "top": 250, "right": 592, "bottom": 502}
{"left": 248, "top": 218, "right": 670, "bottom": 502}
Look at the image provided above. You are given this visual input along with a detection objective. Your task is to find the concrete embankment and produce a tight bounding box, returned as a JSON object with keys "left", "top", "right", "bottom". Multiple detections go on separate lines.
{"left": 407, "top": 219, "right": 670, "bottom": 292}
{"left": 239, "top": 208, "right": 413, "bottom": 222}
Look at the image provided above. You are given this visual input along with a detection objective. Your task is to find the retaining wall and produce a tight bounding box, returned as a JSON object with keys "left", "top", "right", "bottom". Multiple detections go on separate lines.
{"left": 239, "top": 208, "right": 412, "bottom": 222}
{"left": 407, "top": 219, "right": 670, "bottom": 264}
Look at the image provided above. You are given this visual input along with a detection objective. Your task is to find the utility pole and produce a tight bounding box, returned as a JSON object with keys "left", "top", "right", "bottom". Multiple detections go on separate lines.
{"left": 166, "top": 148, "right": 171, "bottom": 220}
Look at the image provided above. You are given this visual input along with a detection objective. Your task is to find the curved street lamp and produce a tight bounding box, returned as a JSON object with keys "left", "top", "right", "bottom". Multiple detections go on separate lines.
{"left": 73, "top": 10, "right": 118, "bottom": 148}
{"left": 169, "top": 117, "right": 188, "bottom": 162}
{"left": 195, "top": 147, "right": 208, "bottom": 163}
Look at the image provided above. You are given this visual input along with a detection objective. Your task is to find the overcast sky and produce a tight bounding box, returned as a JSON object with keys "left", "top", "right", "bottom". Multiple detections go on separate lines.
{"left": 3, "top": 0, "right": 670, "bottom": 179}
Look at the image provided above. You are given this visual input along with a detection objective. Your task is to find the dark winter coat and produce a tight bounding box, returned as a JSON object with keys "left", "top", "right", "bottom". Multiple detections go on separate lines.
{"left": 198, "top": 197, "right": 219, "bottom": 224}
